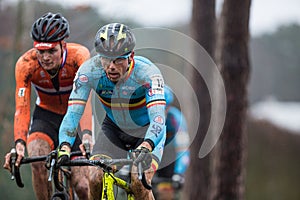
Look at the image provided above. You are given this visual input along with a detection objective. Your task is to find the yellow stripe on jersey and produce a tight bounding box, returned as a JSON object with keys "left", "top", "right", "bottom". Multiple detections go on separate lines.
{"left": 99, "top": 96, "right": 146, "bottom": 110}
{"left": 68, "top": 99, "right": 86, "bottom": 106}
{"left": 146, "top": 100, "right": 166, "bottom": 108}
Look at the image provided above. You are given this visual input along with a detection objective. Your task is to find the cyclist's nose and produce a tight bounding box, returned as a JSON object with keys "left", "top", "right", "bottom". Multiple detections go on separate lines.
{"left": 41, "top": 52, "right": 52, "bottom": 60}
{"left": 107, "top": 62, "right": 117, "bottom": 69}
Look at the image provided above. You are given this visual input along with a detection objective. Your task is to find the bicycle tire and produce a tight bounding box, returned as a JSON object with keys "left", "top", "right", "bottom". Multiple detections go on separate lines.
{"left": 51, "top": 191, "right": 69, "bottom": 200}
{"left": 53, "top": 168, "right": 65, "bottom": 191}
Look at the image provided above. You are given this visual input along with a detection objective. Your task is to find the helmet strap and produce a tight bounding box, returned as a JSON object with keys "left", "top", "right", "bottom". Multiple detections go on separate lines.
{"left": 59, "top": 41, "right": 66, "bottom": 56}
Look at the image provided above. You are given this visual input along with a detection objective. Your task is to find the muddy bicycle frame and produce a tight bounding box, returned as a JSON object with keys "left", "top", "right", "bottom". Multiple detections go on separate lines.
{"left": 61, "top": 157, "right": 152, "bottom": 200}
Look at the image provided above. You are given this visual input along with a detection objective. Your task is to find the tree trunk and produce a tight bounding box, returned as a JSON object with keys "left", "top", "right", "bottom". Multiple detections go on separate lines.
{"left": 209, "top": 0, "right": 251, "bottom": 199}
{"left": 184, "top": 0, "right": 216, "bottom": 199}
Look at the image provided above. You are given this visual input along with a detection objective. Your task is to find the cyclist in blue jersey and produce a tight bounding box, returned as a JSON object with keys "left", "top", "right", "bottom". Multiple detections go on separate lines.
{"left": 153, "top": 85, "right": 190, "bottom": 200}
{"left": 57, "top": 23, "right": 166, "bottom": 199}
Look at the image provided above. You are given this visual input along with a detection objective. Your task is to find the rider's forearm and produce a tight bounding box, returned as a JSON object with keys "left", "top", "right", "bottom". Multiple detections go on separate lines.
{"left": 59, "top": 104, "right": 85, "bottom": 147}
{"left": 14, "top": 106, "right": 31, "bottom": 143}
{"left": 14, "top": 61, "right": 32, "bottom": 144}
{"left": 144, "top": 104, "right": 166, "bottom": 149}
{"left": 59, "top": 81, "right": 91, "bottom": 147}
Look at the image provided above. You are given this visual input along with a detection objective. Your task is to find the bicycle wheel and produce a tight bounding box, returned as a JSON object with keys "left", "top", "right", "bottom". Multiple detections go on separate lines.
{"left": 51, "top": 191, "right": 70, "bottom": 200}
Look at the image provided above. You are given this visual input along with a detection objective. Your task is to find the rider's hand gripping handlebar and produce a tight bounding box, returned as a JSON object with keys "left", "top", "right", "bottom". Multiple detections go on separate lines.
{"left": 10, "top": 148, "right": 24, "bottom": 188}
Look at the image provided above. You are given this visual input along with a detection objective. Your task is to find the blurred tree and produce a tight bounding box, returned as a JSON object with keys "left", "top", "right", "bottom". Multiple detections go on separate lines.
{"left": 183, "top": 0, "right": 216, "bottom": 199}
{"left": 209, "top": 0, "right": 251, "bottom": 199}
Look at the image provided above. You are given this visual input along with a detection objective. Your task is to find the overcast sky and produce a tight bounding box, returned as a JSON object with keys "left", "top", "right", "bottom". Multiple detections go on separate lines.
{"left": 47, "top": 0, "right": 300, "bottom": 36}
{"left": 3, "top": 0, "right": 300, "bottom": 36}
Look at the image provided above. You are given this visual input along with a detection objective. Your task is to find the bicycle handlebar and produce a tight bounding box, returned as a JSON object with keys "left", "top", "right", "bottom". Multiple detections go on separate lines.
{"left": 60, "top": 158, "right": 152, "bottom": 190}
{"left": 61, "top": 158, "right": 133, "bottom": 169}
{"left": 9, "top": 143, "right": 152, "bottom": 191}
{"left": 83, "top": 141, "right": 91, "bottom": 159}
{"left": 9, "top": 148, "right": 84, "bottom": 188}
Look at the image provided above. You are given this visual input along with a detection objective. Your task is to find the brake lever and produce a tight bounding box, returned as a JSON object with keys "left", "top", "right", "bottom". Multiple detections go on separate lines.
{"left": 48, "top": 158, "right": 56, "bottom": 182}
{"left": 10, "top": 148, "right": 24, "bottom": 188}
{"left": 83, "top": 140, "right": 91, "bottom": 159}
{"left": 46, "top": 150, "right": 57, "bottom": 182}
{"left": 10, "top": 148, "right": 17, "bottom": 180}
{"left": 138, "top": 162, "right": 142, "bottom": 180}
{"left": 137, "top": 162, "right": 152, "bottom": 190}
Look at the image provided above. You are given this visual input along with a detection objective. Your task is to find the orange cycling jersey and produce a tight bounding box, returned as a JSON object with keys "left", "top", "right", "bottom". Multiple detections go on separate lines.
{"left": 14, "top": 43, "right": 91, "bottom": 143}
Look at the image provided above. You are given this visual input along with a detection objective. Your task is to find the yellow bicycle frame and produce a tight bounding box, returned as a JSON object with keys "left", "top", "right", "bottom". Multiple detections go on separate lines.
{"left": 102, "top": 172, "right": 134, "bottom": 200}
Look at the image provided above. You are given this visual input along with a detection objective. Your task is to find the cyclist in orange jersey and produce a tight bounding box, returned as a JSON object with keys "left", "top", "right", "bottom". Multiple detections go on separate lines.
{"left": 3, "top": 12, "right": 93, "bottom": 199}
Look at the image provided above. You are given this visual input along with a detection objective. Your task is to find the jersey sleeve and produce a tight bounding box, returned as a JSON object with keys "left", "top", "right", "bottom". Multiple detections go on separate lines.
{"left": 14, "top": 57, "right": 32, "bottom": 144}
{"left": 76, "top": 44, "right": 92, "bottom": 135}
{"left": 59, "top": 63, "right": 92, "bottom": 147}
{"left": 172, "top": 109, "right": 190, "bottom": 175}
{"left": 142, "top": 64, "right": 167, "bottom": 150}
{"left": 78, "top": 90, "right": 93, "bottom": 135}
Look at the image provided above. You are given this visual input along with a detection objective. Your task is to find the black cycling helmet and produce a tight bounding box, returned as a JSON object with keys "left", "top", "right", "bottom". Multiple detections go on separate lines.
{"left": 94, "top": 23, "right": 136, "bottom": 58}
{"left": 31, "top": 12, "right": 70, "bottom": 42}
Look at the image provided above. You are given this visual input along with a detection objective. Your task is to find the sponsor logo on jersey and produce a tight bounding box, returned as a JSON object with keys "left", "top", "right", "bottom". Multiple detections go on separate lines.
{"left": 18, "top": 88, "right": 26, "bottom": 97}
{"left": 100, "top": 90, "right": 114, "bottom": 95}
{"left": 61, "top": 68, "right": 68, "bottom": 77}
{"left": 154, "top": 115, "right": 164, "bottom": 125}
{"left": 150, "top": 74, "right": 164, "bottom": 95}
{"left": 79, "top": 74, "right": 89, "bottom": 83}
{"left": 40, "top": 71, "right": 46, "bottom": 78}
{"left": 148, "top": 88, "right": 153, "bottom": 96}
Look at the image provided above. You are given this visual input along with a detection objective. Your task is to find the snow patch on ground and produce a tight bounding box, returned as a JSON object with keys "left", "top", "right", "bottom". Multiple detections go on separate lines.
{"left": 250, "top": 98, "right": 300, "bottom": 133}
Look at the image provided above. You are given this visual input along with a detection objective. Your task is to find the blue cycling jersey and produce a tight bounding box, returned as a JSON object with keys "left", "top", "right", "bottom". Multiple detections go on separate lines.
{"left": 166, "top": 106, "right": 190, "bottom": 175}
{"left": 59, "top": 55, "right": 166, "bottom": 160}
